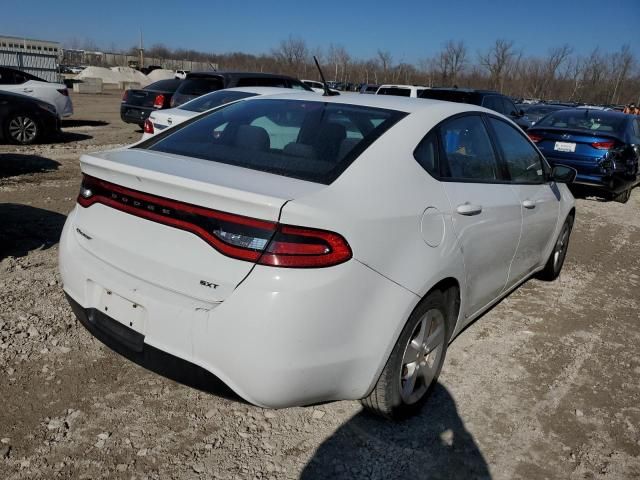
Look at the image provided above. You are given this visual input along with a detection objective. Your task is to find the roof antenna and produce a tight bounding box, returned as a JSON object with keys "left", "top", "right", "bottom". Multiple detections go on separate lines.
{"left": 313, "top": 56, "right": 339, "bottom": 97}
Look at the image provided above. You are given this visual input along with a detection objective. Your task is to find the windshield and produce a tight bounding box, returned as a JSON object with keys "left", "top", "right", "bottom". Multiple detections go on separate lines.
{"left": 535, "top": 110, "right": 627, "bottom": 135}
{"left": 179, "top": 90, "right": 258, "bottom": 113}
{"left": 142, "top": 99, "right": 406, "bottom": 184}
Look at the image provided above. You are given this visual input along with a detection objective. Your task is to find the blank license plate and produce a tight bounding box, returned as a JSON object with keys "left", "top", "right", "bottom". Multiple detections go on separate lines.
{"left": 98, "top": 288, "right": 145, "bottom": 334}
{"left": 554, "top": 141, "right": 576, "bottom": 152}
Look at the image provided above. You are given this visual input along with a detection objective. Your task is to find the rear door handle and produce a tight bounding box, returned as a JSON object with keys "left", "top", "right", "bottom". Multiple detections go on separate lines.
{"left": 456, "top": 203, "right": 483, "bottom": 216}
{"left": 23, "top": 88, "right": 33, "bottom": 93}
{"left": 522, "top": 200, "right": 536, "bottom": 209}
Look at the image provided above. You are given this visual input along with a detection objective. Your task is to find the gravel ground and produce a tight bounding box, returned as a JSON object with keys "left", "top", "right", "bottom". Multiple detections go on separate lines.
{"left": 1, "top": 91, "right": 639, "bottom": 480}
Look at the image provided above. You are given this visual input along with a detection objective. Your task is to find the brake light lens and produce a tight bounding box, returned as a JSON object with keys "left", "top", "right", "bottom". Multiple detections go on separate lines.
{"left": 153, "top": 94, "right": 165, "bottom": 109}
{"left": 121, "top": 90, "right": 129, "bottom": 103}
{"left": 591, "top": 141, "right": 615, "bottom": 150}
{"left": 56, "top": 88, "right": 69, "bottom": 96}
{"left": 528, "top": 133, "right": 542, "bottom": 143}
{"left": 76, "top": 175, "right": 351, "bottom": 268}
{"left": 143, "top": 119, "right": 154, "bottom": 134}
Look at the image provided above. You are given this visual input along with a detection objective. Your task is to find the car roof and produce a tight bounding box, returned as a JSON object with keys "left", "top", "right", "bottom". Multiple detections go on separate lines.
{"left": 240, "top": 90, "right": 490, "bottom": 115}
{"left": 427, "top": 87, "right": 499, "bottom": 95}
{"left": 203, "top": 86, "right": 301, "bottom": 96}
{"left": 378, "top": 84, "right": 426, "bottom": 89}
{"left": 186, "top": 71, "right": 299, "bottom": 80}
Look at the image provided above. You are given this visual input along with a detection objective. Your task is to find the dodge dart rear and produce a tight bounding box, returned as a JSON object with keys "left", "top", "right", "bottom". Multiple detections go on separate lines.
{"left": 60, "top": 92, "right": 576, "bottom": 419}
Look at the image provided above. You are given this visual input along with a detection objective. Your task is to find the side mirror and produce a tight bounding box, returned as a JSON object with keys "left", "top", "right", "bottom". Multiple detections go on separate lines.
{"left": 551, "top": 165, "right": 577, "bottom": 183}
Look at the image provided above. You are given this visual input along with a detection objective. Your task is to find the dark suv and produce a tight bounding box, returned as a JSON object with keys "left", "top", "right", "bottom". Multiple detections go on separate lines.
{"left": 419, "top": 88, "right": 533, "bottom": 130}
{"left": 170, "top": 72, "right": 313, "bottom": 107}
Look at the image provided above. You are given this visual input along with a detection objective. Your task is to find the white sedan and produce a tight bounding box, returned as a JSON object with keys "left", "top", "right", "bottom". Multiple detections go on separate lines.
{"left": 141, "top": 86, "right": 295, "bottom": 140}
{"left": 0, "top": 66, "right": 73, "bottom": 118}
{"left": 59, "top": 92, "right": 576, "bottom": 419}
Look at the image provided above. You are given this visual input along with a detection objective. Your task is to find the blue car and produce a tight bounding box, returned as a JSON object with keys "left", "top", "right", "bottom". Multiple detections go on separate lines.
{"left": 528, "top": 109, "right": 640, "bottom": 202}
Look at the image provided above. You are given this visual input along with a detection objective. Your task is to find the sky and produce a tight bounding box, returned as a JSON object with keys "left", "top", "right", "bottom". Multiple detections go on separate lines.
{"left": 2, "top": 0, "right": 639, "bottom": 63}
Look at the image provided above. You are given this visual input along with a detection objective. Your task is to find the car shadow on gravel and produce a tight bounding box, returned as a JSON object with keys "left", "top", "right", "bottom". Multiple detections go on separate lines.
{"left": 61, "top": 119, "right": 109, "bottom": 128}
{"left": 0, "top": 203, "right": 67, "bottom": 259}
{"left": 0, "top": 154, "right": 60, "bottom": 178}
{"left": 301, "top": 384, "right": 491, "bottom": 480}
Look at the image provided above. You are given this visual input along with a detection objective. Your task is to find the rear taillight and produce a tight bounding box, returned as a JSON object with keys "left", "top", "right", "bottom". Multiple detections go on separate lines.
{"left": 260, "top": 226, "right": 352, "bottom": 268}
{"left": 143, "top": 119, "right": 154, "bottom": 134}
{"left": 77, "top": 175, "right": 351, "bottom": 268}
{"left": 153, "top": 94, "right": 165, "bottom": 109}
{"left": 527, "top": 133, "right": 542, "bottom": 143}
{"left": 121, "top": 90, "right": 129, "bottom": 103}
{"left": 591, "top": 141, "right": 615, "bottom": 150}
{"left": 56, "top": 88, "right": 69, "bottom": 96}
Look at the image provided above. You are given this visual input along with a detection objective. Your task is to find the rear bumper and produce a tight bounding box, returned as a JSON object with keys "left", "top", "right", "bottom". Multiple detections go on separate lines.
{"left": 546, "top": 157, "right": 637, "bottom": 194}
{"left": 59, "top": 208, "right": 418, "bottom": 408}
{"left": 120, "top": 105, "right": 152, "bottom": 125}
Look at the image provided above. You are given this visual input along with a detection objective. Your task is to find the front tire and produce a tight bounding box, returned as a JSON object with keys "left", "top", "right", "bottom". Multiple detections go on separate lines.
{"left": 361, "top": 290, "right": 449, "bottom": 420}
{"left": 5, "top": 114, "right": 40, "bottom": 145}
{"left": 613, "top": 188, "right": 631, "bottom": 204}
{"left": 537, "top": 214, "right": 574, "bottom": 281}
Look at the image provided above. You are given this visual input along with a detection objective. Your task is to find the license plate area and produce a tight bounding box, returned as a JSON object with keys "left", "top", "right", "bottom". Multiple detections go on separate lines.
{"left": 554, "top": 141, "right": 576, "bottom": 152}
{"left": 98, "top": 288, "right": 145, "bottom": 335}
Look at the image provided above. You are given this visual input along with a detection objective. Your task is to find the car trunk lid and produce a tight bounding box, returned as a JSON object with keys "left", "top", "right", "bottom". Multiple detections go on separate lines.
{"left": 73, "top": 148, "right": 325, "bottom": 302}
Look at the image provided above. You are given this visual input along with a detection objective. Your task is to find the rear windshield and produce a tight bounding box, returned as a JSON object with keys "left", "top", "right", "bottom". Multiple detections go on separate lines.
{"left": 419, "top": 90, "right": 475, "bottom": 104}
{"left": 179, "top": 90, "right": 257, "bottom": 113}
{"left": 365, "top": 86, "right": 378, "bottom": 92}
{"left": 144, "top": 79, "right": 181, "bottom": 91}
{"left": 142, "top": 99, "right": 406, "bottom": 184}
{"left": 535, "top": 110, "right": 627, "bottom": 135}
{"left": 377, "top": 87, "right": 411, "bottom": 97}
{"left": 177, "top": 77, "right": 224, "bottom": 96}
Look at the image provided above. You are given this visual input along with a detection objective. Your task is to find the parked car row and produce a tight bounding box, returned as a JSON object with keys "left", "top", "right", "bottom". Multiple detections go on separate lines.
{"left": 0, "top": 66, "right": 73, "bottom": 144}
{"left": 121, "top": 71, "right": 312, "bottom": 128}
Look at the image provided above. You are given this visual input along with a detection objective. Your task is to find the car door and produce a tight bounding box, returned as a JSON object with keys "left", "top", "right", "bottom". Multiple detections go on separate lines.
{"left": 486, "top": 116, "right": 560, "bottom": 284}
{"left": 437, "top": 114, "right": 523, "bottom": 318}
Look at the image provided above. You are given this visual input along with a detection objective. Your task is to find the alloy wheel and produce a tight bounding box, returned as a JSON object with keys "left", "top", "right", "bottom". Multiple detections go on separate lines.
{"left": 8, "top": 116, "right": 38, "bottom": 144}
{"left": 553, "top": 223, "right": 570, "bottom": 271}
{"left": 399, "top": 308, "right": 445, "bottom": 404}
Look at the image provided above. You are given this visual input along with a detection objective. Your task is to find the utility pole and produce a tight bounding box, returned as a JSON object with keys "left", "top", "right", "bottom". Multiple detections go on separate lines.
{"left": 139, "top": 28, "right": 144, "bottom": 69}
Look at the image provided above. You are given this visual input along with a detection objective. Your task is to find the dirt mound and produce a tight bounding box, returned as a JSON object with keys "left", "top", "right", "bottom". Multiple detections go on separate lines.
{"left": 147, "top": 69, "right": 177, "bottom": 82}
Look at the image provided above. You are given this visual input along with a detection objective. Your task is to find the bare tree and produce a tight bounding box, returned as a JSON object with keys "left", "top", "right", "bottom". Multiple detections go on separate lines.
{"left": 609, "top": 45, "right": 635, "bottom": 104}
{"left": 478, "top": 39, "right": 516, "bottom": 92}
{"left": 328, "top": 44, "right": 351, "bottom": 82}
{"left": 436, "top": 40, "right": 467, "bottom": 86}
{"left": 272, "top": 35, "right": 308, "bottom": 76}
{"left": 377, "top": 50, "right": 393, "bottom": 83}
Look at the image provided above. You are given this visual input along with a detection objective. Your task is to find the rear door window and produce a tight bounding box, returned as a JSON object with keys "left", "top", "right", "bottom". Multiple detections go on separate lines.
{"left": 179, "top": 77, "right": 224, "bottom": 96}
{"left": 481, "top": 96, "right": 503, "bottom": 113}
{"left": 438, "top": 115, "right": 502, "bottom": 181}
{"left": 143, "top": 99, "right": 406, "bottom": 184}
{"left": 180, "top": 91, "right": 257, "bottom": 113}
{"left": 377, "top": 87, "right": 411, "bottom": 97}
{"left": 145, "top": 78, "right": 181, "bottom": 91}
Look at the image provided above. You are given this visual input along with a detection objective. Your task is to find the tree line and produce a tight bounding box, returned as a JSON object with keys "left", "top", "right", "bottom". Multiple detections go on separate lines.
{"left": 67, "top": 36, "right": 639, "bottom": 105}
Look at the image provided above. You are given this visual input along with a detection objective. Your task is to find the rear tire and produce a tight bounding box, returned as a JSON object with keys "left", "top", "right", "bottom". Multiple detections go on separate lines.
{"left": 361, "top": 290, "right": 449, "bottom": 420}
{"left": 537, "top": 214, "right": 574, "bottom": 281}
{"left": 613, "top": 188, "right": 631, "bottom": 204}
{"left": 5, "top": 114, "right": 40, "bottom": 145}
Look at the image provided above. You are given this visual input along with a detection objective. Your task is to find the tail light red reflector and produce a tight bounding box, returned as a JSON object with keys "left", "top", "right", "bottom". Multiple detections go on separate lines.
{"left": 76, "top": 175, "right": 351, "bottom": 268}
{"left": 527, "top": 133, "right": 542, "bottom": 143}
{"left": 153, "top": 94, "right": 165, "bottom": 109}
{"left": 143, "top": 119, "right": 154, "bottom": 134}
{"left": 121, "top": 90, "right": 129, "bottom": 102}
{"left": 591, "top": 141, "right": 615, "bottom": 150}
